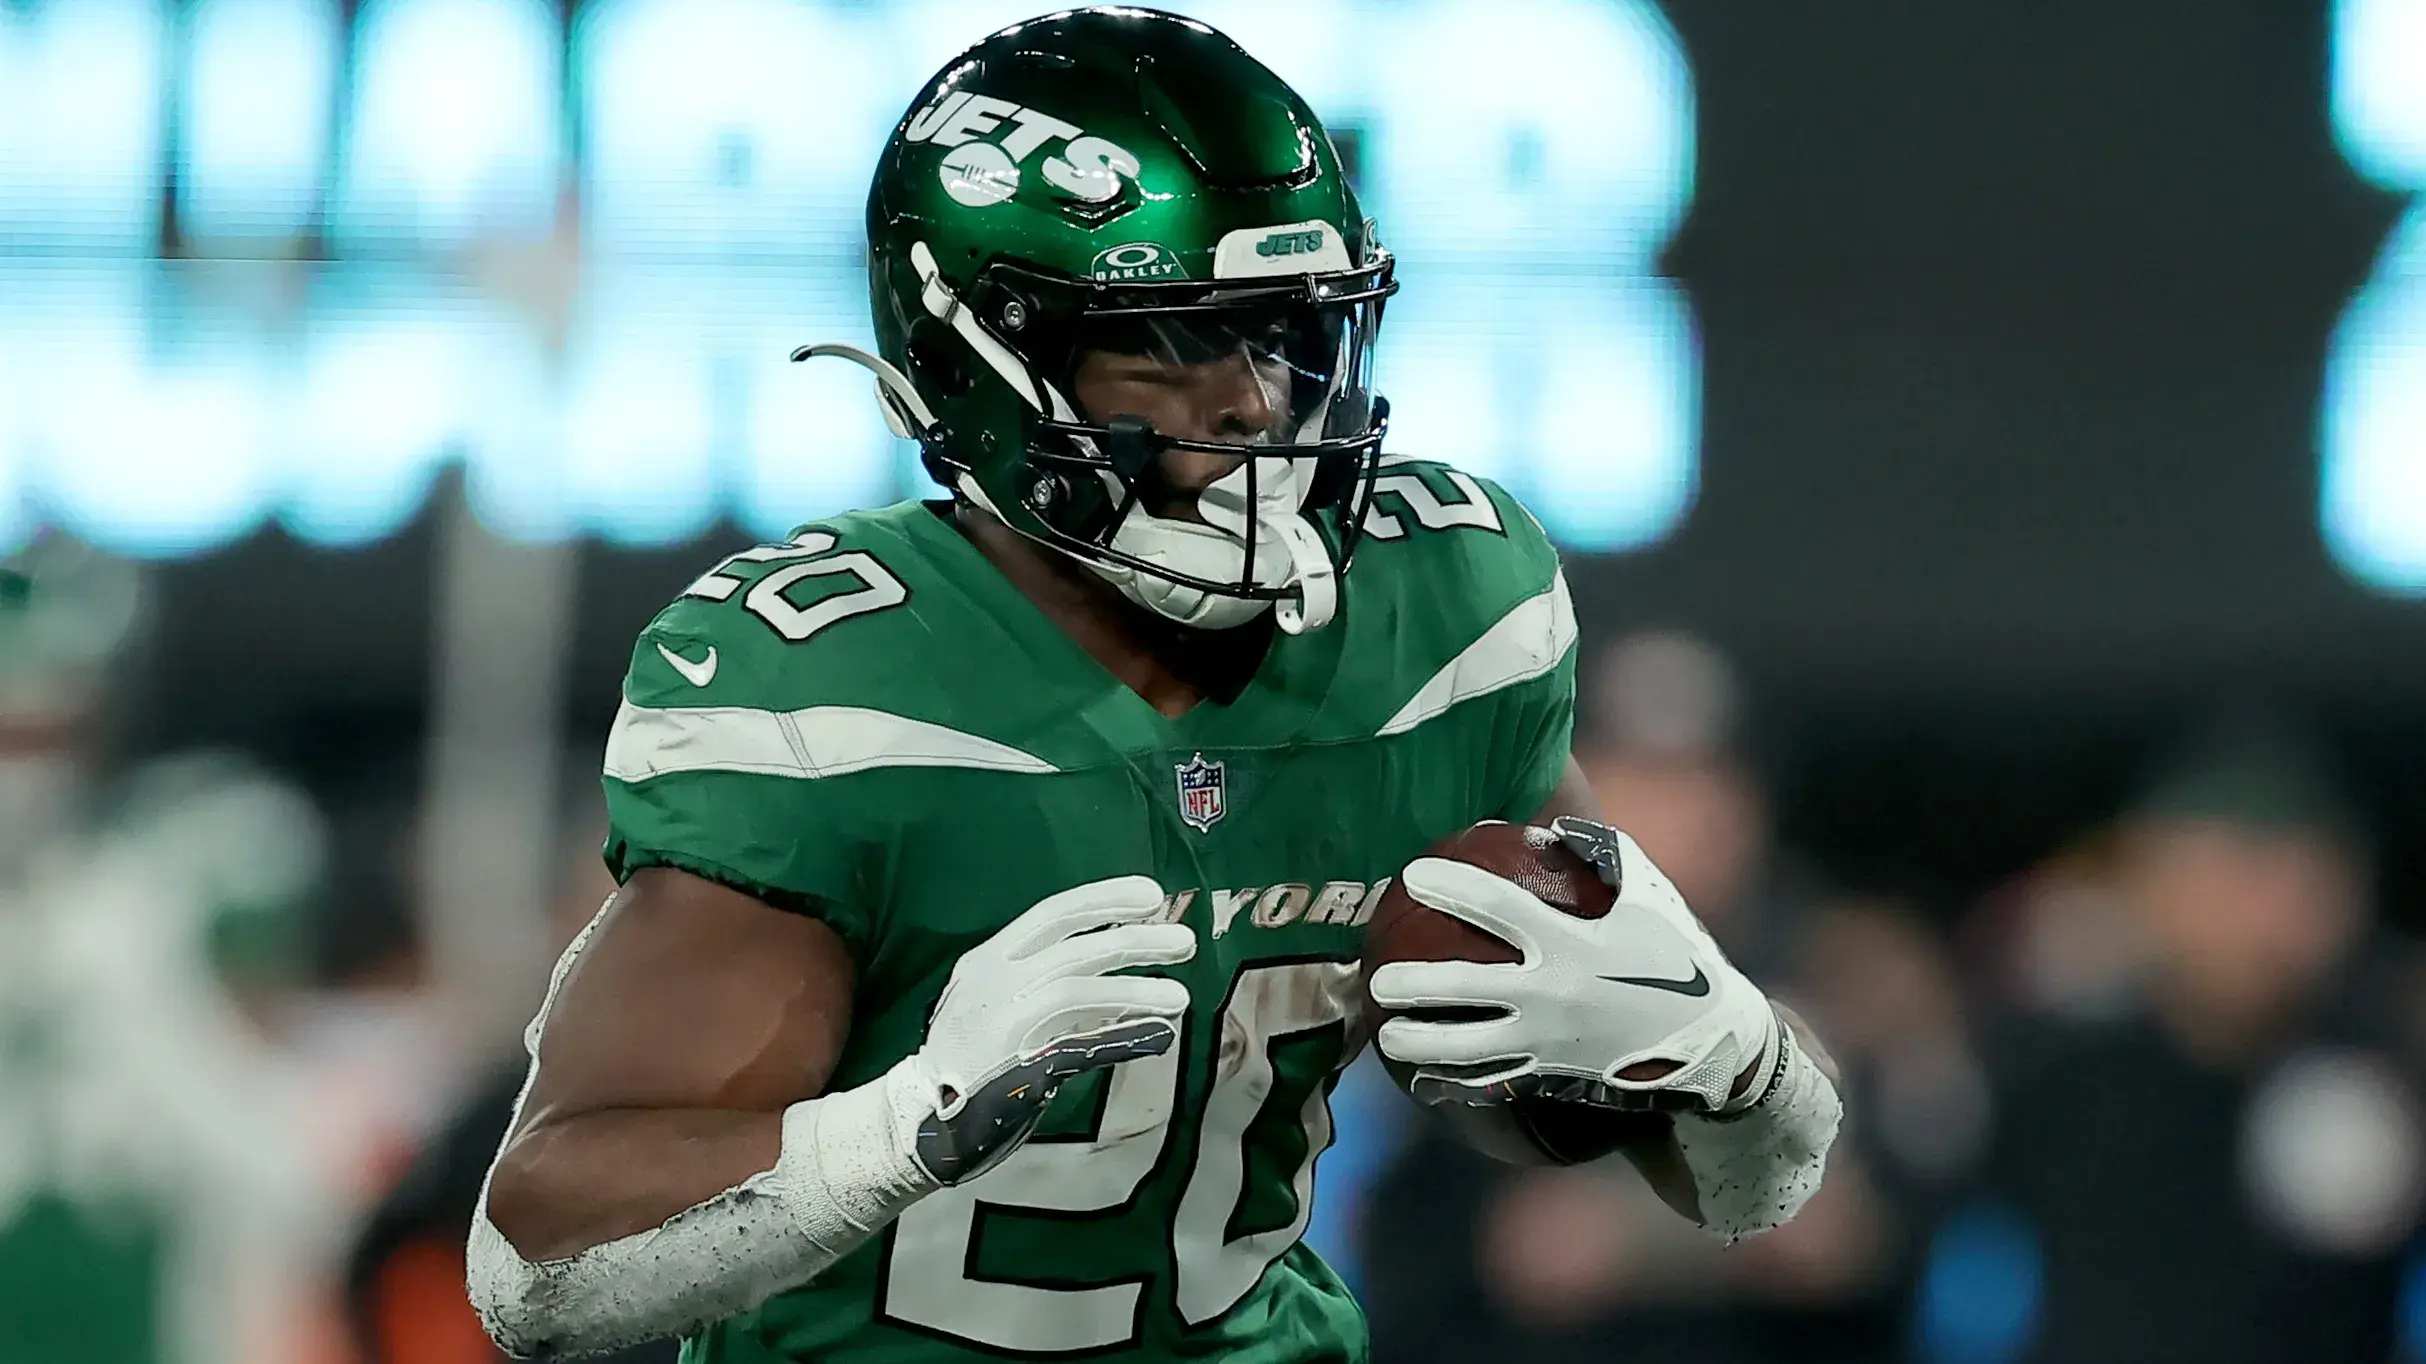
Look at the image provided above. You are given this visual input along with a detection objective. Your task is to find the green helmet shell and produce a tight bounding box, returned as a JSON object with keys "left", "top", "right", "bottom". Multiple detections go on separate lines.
{"left": 846, "top": 5, "right": 1395, "bottom": 610}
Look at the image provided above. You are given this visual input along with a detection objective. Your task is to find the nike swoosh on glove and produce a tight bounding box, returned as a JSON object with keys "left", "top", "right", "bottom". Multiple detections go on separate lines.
{"left": 1368, "top": 817, "right": 1783, "bottom": 1115}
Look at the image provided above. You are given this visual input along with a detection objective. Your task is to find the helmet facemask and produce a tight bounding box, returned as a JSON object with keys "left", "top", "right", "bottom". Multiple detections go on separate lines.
{"left": 817, "top": 242, "right": 1394, "bottom": 635}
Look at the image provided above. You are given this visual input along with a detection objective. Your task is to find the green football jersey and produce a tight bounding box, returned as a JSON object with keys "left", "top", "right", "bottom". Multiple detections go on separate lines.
{"left": 601, "top": 459, "right": 1578, "bottom": 1364}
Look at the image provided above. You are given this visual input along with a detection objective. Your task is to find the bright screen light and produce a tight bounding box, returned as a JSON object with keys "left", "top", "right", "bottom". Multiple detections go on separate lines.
{"left": 335, "top": 0, "right": 561, "bottom": 247}
{"left": 578, "top": 0, "right": 896, "bottom": 260}
{"left": 2323, "top": 0, "right": 2426, "bottom": 596}
{"left": 181, "top": 0, "right": 339, "bottom": 241}
{"left": 2, "top": 0, "right": 1698, "bottom": 558}
{"left": 2333, "top": 0, "right": 2426, "bottom": 191}
{"left": 293, "top": 274, "right": 549, "bottom": 548}
{"left": 9, "top": 263, "right": 281, "bottom": 556}
{"left": 0, "top": 0, "right": 166, "bottom": 251}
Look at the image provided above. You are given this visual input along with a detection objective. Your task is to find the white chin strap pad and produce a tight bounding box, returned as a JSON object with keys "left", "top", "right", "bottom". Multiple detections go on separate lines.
{"left": 1261, "top": 514, "right": 1335, "bottom": 635}
{"left": 1095, "top": 456, "right": 1339, "bottom": 634}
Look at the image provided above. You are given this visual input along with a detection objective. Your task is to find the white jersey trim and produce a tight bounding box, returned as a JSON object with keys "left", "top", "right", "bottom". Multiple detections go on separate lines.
{"left": 1377, "top": 572, "right": 1578, "bottom": 737}
{"left": 604, "top": 700, "right": 1059, "bottom": 782}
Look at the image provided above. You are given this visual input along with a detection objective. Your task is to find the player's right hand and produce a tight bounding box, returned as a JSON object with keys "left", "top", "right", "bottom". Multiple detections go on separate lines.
{"left": 900, "top": 875, "right": 1194, "bottom": 1185}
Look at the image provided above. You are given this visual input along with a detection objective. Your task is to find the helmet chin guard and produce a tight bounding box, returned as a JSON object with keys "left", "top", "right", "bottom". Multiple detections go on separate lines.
{"left": 1088, "top": 455, "right": 1339, "bottom": 634}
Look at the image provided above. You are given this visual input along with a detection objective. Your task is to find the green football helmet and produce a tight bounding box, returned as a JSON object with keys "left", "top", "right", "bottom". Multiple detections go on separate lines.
{"left": 798, "top": 6, "right": 1395, "bottom": 634}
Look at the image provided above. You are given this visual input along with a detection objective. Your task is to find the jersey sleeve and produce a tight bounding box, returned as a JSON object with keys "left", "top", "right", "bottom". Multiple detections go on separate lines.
{"left": 1352, "top": 461, "right": 1582, "bottom": 825}
{"left": 1477, "top": 490, "right": 1579, "bottom": 822}
{"left": 600, "top": 594, "right": 881, "bottom": 954}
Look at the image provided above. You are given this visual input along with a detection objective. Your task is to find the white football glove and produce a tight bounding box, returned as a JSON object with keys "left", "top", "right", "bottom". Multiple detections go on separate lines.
{"left": 1369, "top": 818, "right": 1784, "bottom": 1116}
{"left": 896, "top": 875, "right": 1195, "bottom": 1184}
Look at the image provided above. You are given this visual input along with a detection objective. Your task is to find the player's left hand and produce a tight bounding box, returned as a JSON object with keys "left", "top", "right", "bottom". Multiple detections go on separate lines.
{"left": 1369, "top": 817, "right": 1784, "bottom": 1116}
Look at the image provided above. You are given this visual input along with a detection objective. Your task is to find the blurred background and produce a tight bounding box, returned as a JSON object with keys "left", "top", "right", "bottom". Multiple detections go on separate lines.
{"left": 3, "top": 0, "right": 2424, "bottom": 1361}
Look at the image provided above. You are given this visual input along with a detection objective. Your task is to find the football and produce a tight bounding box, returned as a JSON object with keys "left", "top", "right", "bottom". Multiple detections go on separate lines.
{"left": 1360, "top": 820, "right": 1671, "bottom": 1165}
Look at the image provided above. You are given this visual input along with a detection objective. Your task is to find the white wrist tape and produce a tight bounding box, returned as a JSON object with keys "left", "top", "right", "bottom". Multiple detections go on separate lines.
{"left": 469, "top": 1062, "right": 939, "bottom": 1358}
{"left": 1670, "top": 1023, "right": 1843, "bottom": 1244}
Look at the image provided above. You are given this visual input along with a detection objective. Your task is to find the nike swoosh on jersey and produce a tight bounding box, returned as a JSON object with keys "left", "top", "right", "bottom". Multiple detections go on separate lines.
{"left": 656, "top": 642, "right": 719, "bottom": 688}
{"left": 1598, "top": 964, "right": 1711, "bottom": 997}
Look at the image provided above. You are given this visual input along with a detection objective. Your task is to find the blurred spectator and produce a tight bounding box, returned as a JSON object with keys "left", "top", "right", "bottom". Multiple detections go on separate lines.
{"left": 1961, "top": 829, "right": 2145, "bottom": 1023}
{"left": 281, "top": 764, "right": 461, "bottom": 1225}
{"left": 1360, "top": 631, "right": 1978, "bottom": 1364}
{"left": 0, "top": 538, "right": 348, "bottom": 1364}
{"left": 341, "top": 804, "right": 676, "bottom": 1364}
{"left": 1919, "top": 714, "right": 2426, "bottom": 1364}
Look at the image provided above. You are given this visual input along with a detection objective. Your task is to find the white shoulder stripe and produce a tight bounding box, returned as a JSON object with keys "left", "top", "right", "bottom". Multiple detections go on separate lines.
{"left": 1378, "top": 572, "right": 1578, "bottom": 737}
{"left": 604, "top": 700, "right": 1058, "bottom": 783}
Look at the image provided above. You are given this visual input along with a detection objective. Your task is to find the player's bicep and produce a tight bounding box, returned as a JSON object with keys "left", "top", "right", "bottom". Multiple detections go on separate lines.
{"left": 511, "top": 867, "right": 856, "bottom": 1139}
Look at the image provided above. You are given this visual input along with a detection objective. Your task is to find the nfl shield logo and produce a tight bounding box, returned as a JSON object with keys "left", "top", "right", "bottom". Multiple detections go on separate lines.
{"left": 1175, "top": 752, "right": 1227, "bottom": 832}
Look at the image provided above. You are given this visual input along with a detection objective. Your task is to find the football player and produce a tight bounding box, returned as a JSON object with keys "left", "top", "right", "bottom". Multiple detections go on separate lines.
{"left": 470, "top": 9, "right": 1842, "bottom": 1361}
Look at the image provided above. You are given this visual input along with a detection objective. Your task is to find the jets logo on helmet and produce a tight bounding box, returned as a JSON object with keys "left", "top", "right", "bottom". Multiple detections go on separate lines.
{"left": 1256, "top": 229, "right": 1326, "bottom": 259}
{"left": 1215, "top": 220, "right": 1354, "bottom": 279}
{"left": 902, "top": 91, "right": 1142, "bottom": 207}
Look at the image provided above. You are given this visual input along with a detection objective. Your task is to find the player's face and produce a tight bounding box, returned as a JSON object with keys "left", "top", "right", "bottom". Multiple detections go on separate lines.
{"left": 1069, "top": 321, "right": 1297, "bottom": 521}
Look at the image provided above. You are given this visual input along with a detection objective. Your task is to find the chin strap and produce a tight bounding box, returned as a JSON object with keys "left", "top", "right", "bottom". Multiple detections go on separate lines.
{"left": 1265, "top": 512, "right": 1335, "bottom": 634}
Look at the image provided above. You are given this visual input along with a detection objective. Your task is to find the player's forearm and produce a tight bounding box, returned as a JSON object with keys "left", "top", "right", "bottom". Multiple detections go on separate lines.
{"left": 486, "top": 1107, "right": 785, "bottom": 1261}
{"left": 469, "top": 1067, "right": 938, "bottom": 1358}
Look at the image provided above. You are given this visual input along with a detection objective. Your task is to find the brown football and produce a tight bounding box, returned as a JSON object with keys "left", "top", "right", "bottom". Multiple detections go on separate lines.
{"left": 1360, "top": 820, "right": 1670, "bottom": 1165}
